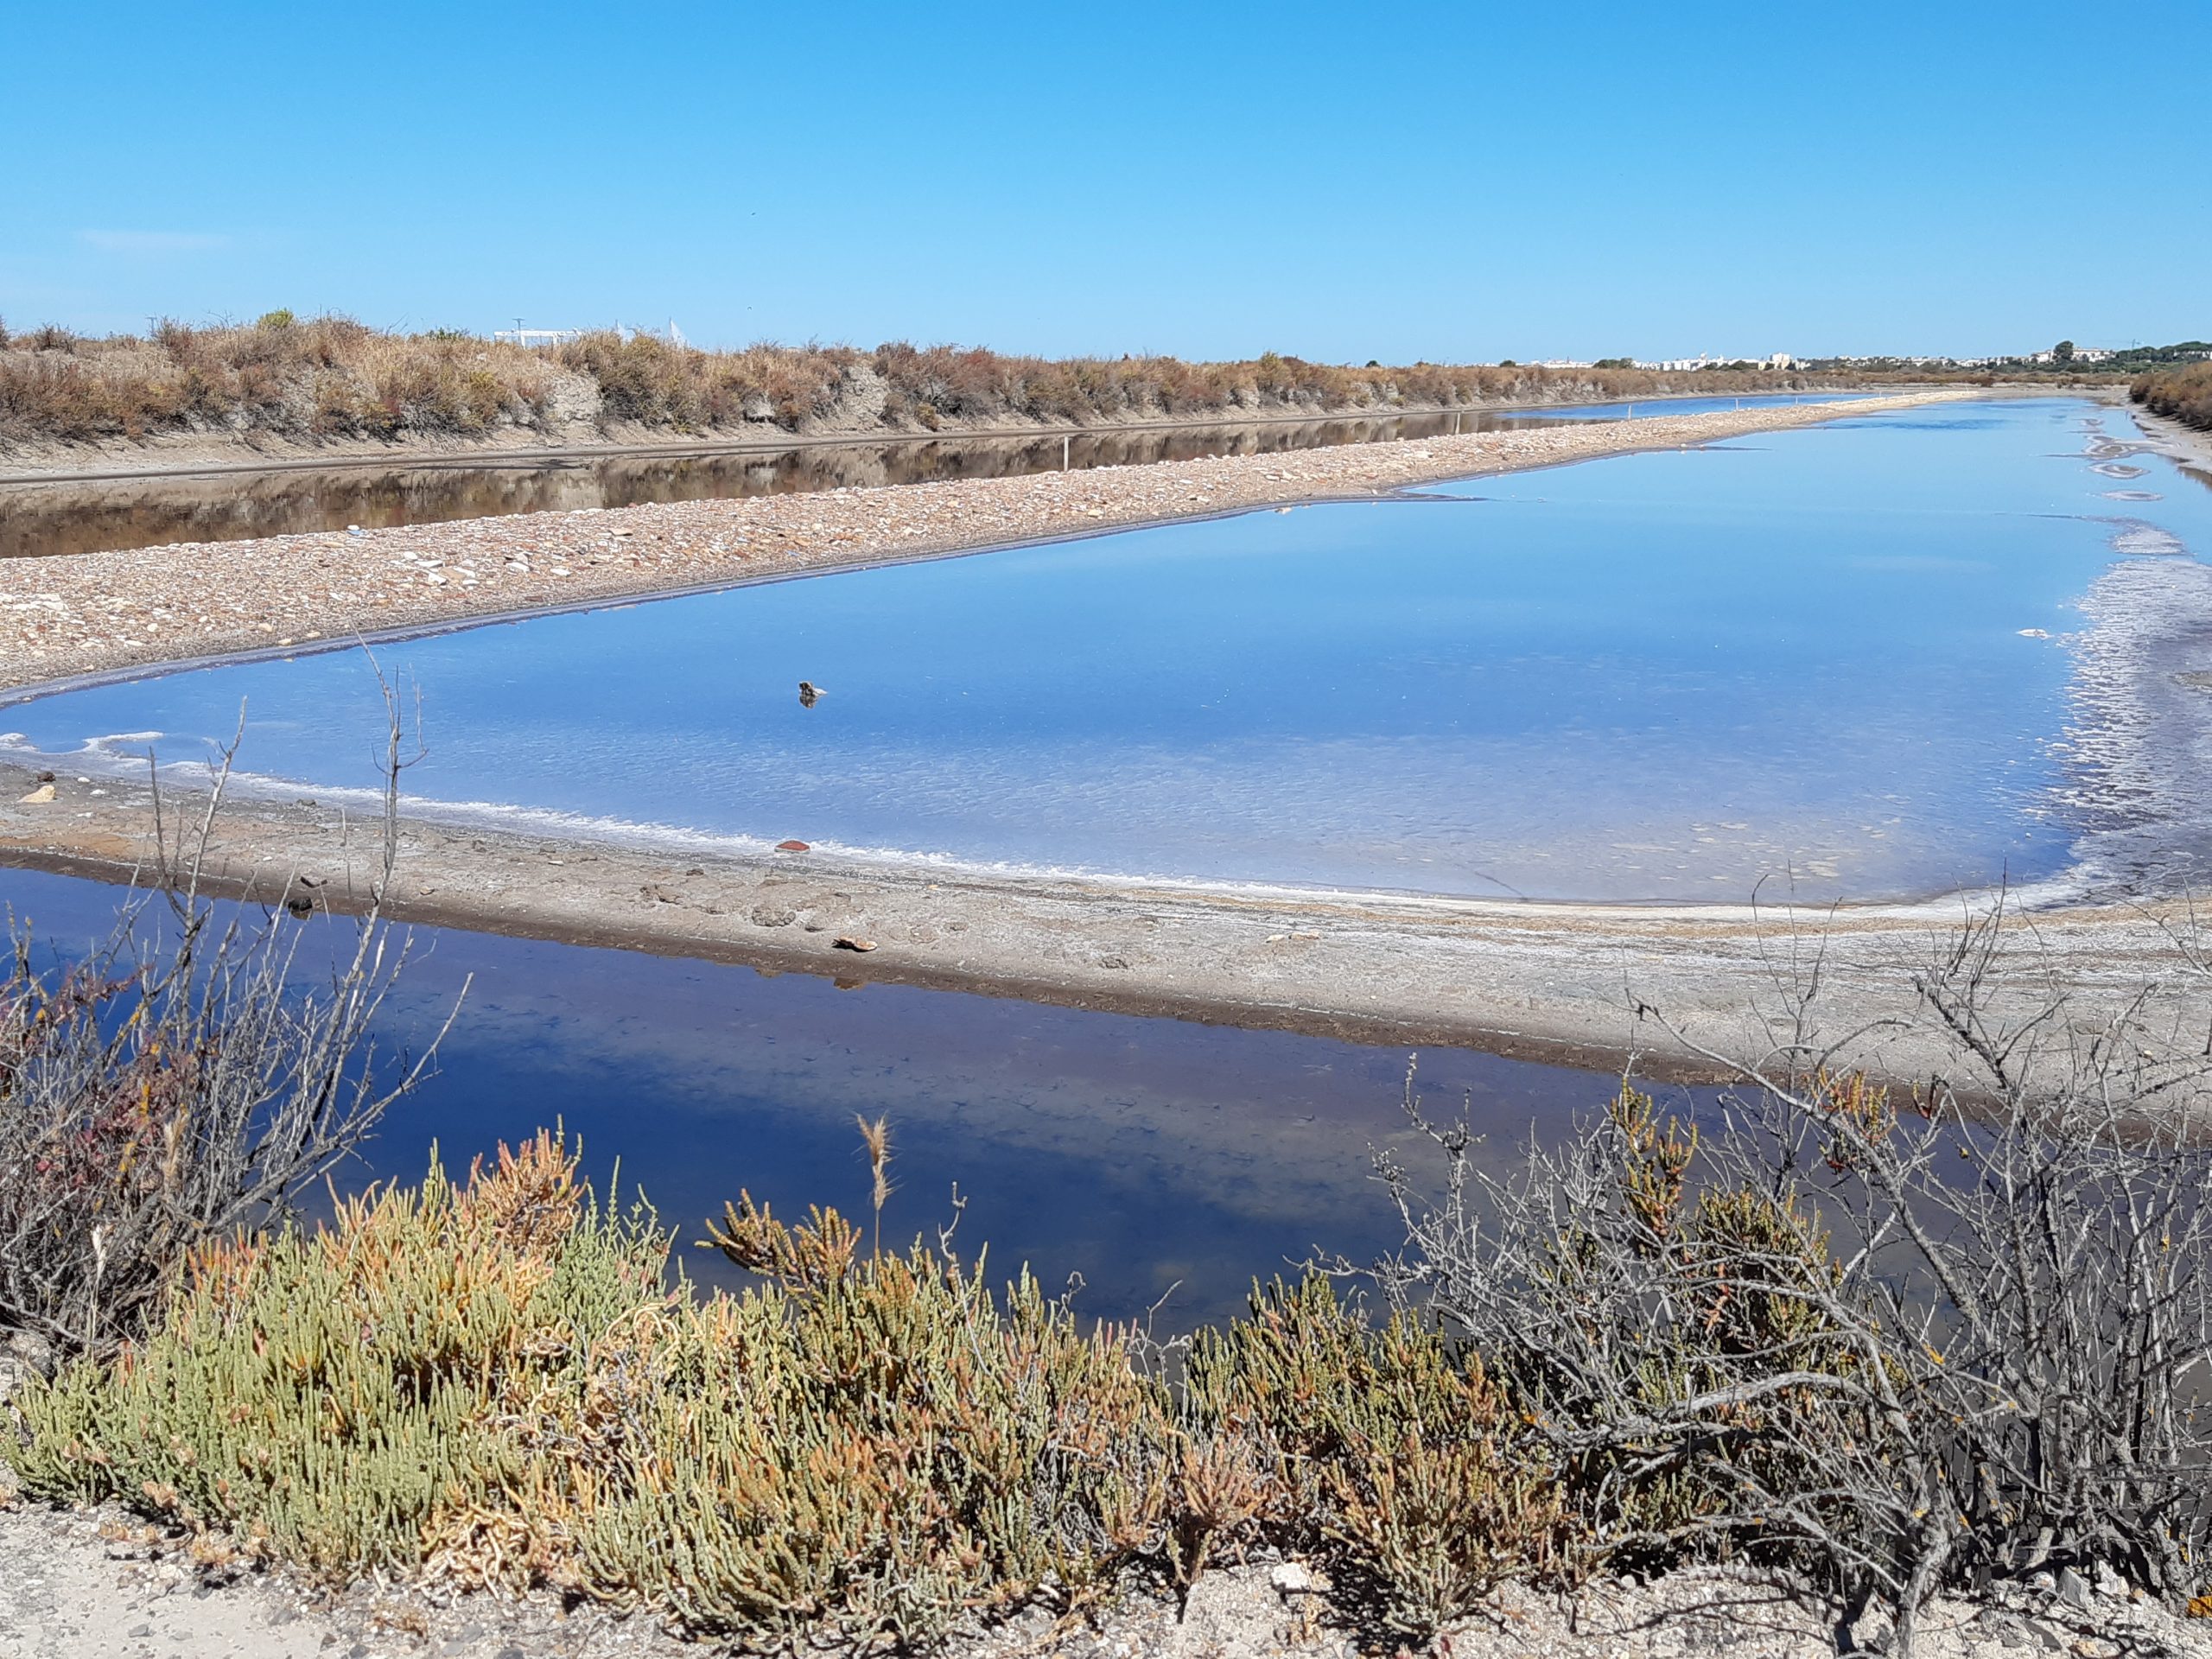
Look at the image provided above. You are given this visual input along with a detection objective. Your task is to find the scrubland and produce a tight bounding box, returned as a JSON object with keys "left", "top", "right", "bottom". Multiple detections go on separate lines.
{"left": 5, "top": 856, "right": 2212, "bottom": 1656}
{"left": 2134, "top": 361, "right": 2212, "bottom": 432}
{"left": 0, "top": 313, "right": 1833, "bottom": 452}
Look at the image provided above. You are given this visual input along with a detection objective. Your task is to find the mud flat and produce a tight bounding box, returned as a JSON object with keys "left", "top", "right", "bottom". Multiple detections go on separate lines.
{"left": 2126, "top": 401, "right": 2212, "bottom": 487}
{"left": 3, "top": 757, "right": 2207, "bottom": 1096}
{"left": 0, "top": 392, "right": 1963, "bottom": 694}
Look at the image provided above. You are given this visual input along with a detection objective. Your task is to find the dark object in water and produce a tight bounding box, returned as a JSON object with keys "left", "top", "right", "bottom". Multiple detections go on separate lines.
{"left": 776, "top": 839, "right": 810, "bottom": 853}
{"left": 285, "top": 895, "right": 315, "bottom": 918}
{"left": 798, "top": 680, "right": 824, "bottom": 708}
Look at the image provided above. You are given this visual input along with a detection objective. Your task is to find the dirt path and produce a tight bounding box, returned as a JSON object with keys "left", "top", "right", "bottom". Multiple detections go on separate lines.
{"left": 0, "top": 389, "right": 1910, "bottom": 486}
{"left": 0, "top": 1497, "right": 2196, "bottom": 1659}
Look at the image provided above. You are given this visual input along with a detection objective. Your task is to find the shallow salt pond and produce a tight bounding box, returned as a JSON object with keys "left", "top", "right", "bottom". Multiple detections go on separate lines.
{"left": 0, "top": 866, "right": 1656, "bottom": 1326}
{"left": 9, "top": 397, "right": 2210, "bottom": 904}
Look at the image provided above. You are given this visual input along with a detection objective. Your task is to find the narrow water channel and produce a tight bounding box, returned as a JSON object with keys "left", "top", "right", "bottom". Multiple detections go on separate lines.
{"left": 0, "top": 392, "right": 1860, "bottom": 561}
{"left": 0, "top": 865, "right": 1650, "bottom": 1328}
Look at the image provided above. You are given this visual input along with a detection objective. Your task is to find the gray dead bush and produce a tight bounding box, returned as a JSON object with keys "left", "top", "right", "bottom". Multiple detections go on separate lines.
{"left": 0, "top": 693, "right": 457, "bottom": 1359}
{"left": 1375, "top": 898, "right": 2212, "bottom": 1654}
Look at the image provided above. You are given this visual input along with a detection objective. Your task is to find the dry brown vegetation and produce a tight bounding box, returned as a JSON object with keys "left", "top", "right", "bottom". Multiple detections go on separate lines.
{"left": 2133, "top": 361, "right": 2212, "bottom": 432}
{"left": 0, "top": 312, "right": 1837, "bottom": 450}
{"left": 5, "top": 1135, "right": 1569, "bottom": 1649}
{"left": 9, "top": 796, "right": 2212, "bottom": 1653}
{"left": 11, "top": 1002, "right": 2212, "bottom": 1656}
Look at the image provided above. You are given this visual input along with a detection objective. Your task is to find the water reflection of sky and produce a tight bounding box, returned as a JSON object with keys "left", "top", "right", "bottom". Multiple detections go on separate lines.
{"left": 0, "top": 867, "right": 1655, "bottom": 1328}
{"left": 10, "top": 398, "right": 2210, "bottom": 904}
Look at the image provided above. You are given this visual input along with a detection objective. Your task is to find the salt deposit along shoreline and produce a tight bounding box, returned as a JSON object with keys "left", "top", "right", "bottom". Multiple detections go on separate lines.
{"left": 10, "top": 385, "right": 2204, "bottom": 1093}
{"left": 4, "top": 754, "right": 2209, "bottom": 1096}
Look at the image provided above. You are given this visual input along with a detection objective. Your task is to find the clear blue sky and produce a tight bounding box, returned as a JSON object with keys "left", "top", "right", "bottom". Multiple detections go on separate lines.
{"left": 5, "top": 1, "right": 2203, "bottom": 362}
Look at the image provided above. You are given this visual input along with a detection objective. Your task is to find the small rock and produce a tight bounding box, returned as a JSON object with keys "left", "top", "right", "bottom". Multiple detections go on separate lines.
{"left": 833, "top": 937, "right": 877, "bottom": 952}
{"left": 1269, "top": 1562, "right": 1325, "bottom": 1598}
{"left": 16, "top": 783, "right": 54, "bottom": 804}
{"left": 776, "top": 839, "right": 810, "bottom": 853}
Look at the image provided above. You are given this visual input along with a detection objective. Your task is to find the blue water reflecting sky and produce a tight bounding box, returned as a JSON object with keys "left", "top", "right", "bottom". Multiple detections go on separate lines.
{"left": 0, "top": 866, "right": 1645, "bottom": 1326}
{"left": 10, "top": 398, "right": 2208, "bottom": 903}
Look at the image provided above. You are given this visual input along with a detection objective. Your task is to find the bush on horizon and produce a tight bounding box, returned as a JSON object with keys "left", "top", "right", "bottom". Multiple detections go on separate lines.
{"left": 0, "top": 312, "right": 1837, "bottom": 449}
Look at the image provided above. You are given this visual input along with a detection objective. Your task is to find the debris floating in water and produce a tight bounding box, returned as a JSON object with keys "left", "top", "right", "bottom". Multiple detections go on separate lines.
{"left": 798, "top": 680, "right": 824, "bottom": 707}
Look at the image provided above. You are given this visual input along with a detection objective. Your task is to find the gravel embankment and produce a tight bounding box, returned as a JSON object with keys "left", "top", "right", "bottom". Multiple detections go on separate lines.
{"left": 0, "top": 394, "right": 1959, "bottom": 694}
{"left": 0, "top": 1497, "right": 2199, "bottom": 1659}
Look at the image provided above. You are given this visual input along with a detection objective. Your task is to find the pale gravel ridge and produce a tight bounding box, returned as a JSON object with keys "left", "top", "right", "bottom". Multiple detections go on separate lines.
{"left": 0, "top": 394, "right": 1963, "bottom": 694}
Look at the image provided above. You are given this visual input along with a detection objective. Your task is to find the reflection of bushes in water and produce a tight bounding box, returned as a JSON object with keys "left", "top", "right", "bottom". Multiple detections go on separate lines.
{"left": 2133, "top": 361, "right": 2212, "bottom": 432}
{"left": 0, "top": 312, "right": 1834, "bottom": 448}
{"left": 11, "top": 908, "right": 2212, "bottom": 1654}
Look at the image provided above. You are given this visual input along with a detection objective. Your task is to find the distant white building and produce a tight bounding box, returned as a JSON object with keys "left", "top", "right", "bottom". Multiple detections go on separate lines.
{"left": 493, "top": 326, "right": 584, "bottom": 347}
{"left": 493, "top": 320, "right": 688, "bottom": 348}
{"left": 1630, "top": 353, "right": 1794, "bottom": 372}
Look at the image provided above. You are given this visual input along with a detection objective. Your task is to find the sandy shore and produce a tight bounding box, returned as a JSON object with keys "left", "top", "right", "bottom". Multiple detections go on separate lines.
{"left": 4, "top": 756, "right": 2207, "bottom": 1094}
{"left": 0, "top": 392, "right": 1963, "bottom": 695}
{"left": 2127, "top": 401, "right": 2212, "bottom": 485}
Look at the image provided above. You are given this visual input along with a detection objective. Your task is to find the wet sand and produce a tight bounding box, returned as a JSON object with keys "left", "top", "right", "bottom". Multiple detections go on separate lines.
{"left": 4, "top": 756, "right": 2207, "bottom": 1095}
{"left": 0, "top": 392, "right": 1960, "bottom": 695}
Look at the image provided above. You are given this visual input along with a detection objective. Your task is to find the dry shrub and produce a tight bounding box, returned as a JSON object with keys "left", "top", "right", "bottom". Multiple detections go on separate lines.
{"left": 8, "top": 1134, "right": 1599, "bottom": 1650}
{"left": 1185, "top": 1273, "right": 1572, "bottom": 1641}
{"left": 0, "top": 315, "right": 562, "bottom": 445}
{"left": 2133, "top": 361, "right": 2212, "bottom": 431}
{"left": 0, "top": 840, "right": 435, "bottom": 1357}
{"left": 1380, "top": 893, "right": 2212, "bottom": 1656}
{"left": 0, "top": 312, "right": 1836, "bottom": 451}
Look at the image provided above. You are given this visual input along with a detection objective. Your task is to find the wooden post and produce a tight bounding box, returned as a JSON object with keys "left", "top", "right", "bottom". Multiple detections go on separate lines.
{"left": 1062, "top": 435, "right": 1071, "bottom": 471}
